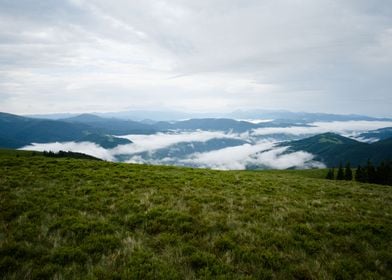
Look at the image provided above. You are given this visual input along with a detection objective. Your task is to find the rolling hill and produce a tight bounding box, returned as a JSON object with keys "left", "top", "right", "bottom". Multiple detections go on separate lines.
{"left": 63, "top": 114, "right": 156, "bottom": 135}
{"left": 0, "top": 112, "right": 132, "bottom": 149}
{"left": 152, "top": 118, "right": 311, "bottom": 133}
{"left": 153, "top": 118, "right": 259, "bottom": 132}
{"left": 227, "top": 109, "right": 392, "bottom": 123}
{"left": 0, "top": 149, "right": 391, "bottom": 279}
{"left": 285, "top": 132, "right": 392, "bottom": 166}
{"left": 29, "top": 109, "right": 392, "bottom": 123}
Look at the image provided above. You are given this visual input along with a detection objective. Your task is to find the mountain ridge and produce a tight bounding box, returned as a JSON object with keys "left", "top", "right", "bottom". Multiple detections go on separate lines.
{"left": 2, "top": 112, "right": 392, "bottom": 169}
{"left": 0, "top": 112, "right": 132, "bottom": 149}
{"left": 62, "top": 113, "right": 156, "bottom": 135}
{"left": 285, "top": 132, "right": 392, "bottom": 167}
{"left": 24, "top": 109, "right": 392, "bottom": 122}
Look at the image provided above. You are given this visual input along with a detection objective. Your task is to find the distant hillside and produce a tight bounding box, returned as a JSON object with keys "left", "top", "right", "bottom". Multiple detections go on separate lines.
{"left": 0, "top": 136, "right": 27, "bottom": 149}
{"left": 358, "top": 127, "right": 392, "bottom": 142}
{"left": 228, "top": 109, "right": 392, "bottom": 123}
{"left": 285, "top": 132, "right": 392, "bottom": 166}
{"left": 28, "top": 110, "right": 392, "bottom": 123}
{"left": 116, "top": 138, "right": 249, "bottom": 163}
{"left": 77, "top": 133, "right": 131, "bottom": 149}
{"left": 25, "top": 113, "right": 79, "bottom": 120}
{"left": 63, "top": 114, "right": 156, "bottom": 135}
{"left": 153, "top": 118, "right": 309, "bottom": 133}
{"left": 0, "top": 112, "right": 132, "bottom": 149}
{"left": 0, "top": 112, "right": 89, "bottom": 146}
{"left": 27, "top": 109, "right": 391, "bottom": 122}
{"left": 153, "top": 118, "right": 259, "bottom": 132}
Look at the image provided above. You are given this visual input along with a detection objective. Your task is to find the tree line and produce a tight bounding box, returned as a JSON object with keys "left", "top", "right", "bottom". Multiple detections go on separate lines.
{"left": 42, "top": 150, "right": 101, "bottom": 161}
{"left": 326, "top": 160, "right": 392, "bottom": 185}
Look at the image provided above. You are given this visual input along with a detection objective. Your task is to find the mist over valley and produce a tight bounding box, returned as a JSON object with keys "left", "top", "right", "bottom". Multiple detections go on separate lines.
{"left": 2, "top": 111, "right": 389, "bottom": 170}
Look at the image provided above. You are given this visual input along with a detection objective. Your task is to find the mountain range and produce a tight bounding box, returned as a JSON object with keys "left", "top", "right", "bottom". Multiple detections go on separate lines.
{"left": 27, "top": 109, "right": 392, "bottom": 122}
{"left": 0, "top": 112, "right": 312, "bottom": 149}
{"left": 1, "top": 111, "right": 391, "bottom": 168}
{"left": 0, "top": 112, "right": 132, "bottom": 149}
{"left": 63, "top": 114, "right": 156, "bottom": 135}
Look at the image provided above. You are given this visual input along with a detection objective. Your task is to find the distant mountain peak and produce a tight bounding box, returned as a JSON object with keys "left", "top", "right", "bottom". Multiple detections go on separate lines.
{"left": 65, "top": 113, "right": 103, "bottom": 122}
{"left": 302, "top": 132, "right": 359, "bottom": 145}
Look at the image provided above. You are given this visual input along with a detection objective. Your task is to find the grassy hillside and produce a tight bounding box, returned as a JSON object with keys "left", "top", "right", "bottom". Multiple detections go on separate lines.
{"left": 1, "top": 150, "right": 391, "bottom": 279}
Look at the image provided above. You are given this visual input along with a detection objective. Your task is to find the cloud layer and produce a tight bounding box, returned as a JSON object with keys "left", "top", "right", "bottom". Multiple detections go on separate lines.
{"left": 20, "top": 119, "right": 392, "bottom": 169}
{"left": 180, "top": 143, "right": 324, "bottom": 170}
{"left": 252, "top": 121, "right": 392, "bottom": 138}
{"left": 1, "top": 0, "right": 391, "bottom": 115}
{"left": 113, "top": 131, "right": 242, "bottom": 154}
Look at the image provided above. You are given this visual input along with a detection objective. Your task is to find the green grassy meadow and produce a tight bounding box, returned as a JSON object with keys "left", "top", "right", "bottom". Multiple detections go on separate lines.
{"left": 1, "top": 150, "right": 391, "bottom": 279}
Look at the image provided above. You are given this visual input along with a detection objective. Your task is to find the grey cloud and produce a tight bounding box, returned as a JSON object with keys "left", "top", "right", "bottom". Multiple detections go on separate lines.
{"left": 0, "top": 0, "right": 391, "bottom": 115}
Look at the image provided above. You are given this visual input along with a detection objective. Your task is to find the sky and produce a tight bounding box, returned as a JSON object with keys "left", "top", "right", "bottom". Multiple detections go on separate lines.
{"left": 0, "top": 0, "right": 391, "bottom": 116}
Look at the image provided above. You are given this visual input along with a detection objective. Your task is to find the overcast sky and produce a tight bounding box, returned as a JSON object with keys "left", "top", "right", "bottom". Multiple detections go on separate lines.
{"left": 0, "top": 0, "right": 391, "bottom": 116}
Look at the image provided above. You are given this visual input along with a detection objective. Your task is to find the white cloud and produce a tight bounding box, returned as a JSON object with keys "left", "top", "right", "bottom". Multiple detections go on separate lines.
{"left": 237, "top": 119, "right": 274, "bottom": 124}
{"left": 181, "top": 142, "right": 274, "bottom": 170}
{"left": 249, "top": 147, "right": 325, "bottom": 170}
{"left": 112, "top": 130, "right": 243, "bottom": 155}
{"left": 252, "top": 121, "right": 392, "bottom": 137}
{"left": 20, "top": 141, "right": 114, "bottom": 161}
{"left": 181, "top": 143, "right": 324, "bottom": 170}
